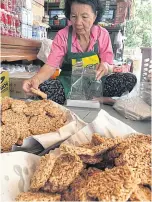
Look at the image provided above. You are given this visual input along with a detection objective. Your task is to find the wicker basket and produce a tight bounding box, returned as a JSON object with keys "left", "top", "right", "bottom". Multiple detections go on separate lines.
{"left": 140, "top": 48, "right": 152, "bottom": 106}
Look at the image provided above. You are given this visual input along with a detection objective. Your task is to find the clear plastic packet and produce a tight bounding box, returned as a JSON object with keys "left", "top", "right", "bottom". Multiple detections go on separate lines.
{"left": 66, "top": 63, "right": 102, "bottom": 108}
{"left": 68, "top": 64, "right": 103, "bottom": 100}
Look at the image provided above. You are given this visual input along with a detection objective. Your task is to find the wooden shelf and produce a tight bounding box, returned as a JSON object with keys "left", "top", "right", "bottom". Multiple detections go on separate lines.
{"left": 0, "top": 54, "right": 40, "bottom": 62}
{"left": 1, "top": 36, "right": 42, "bottom": 62}
{"left": 45, "top": 2, "right": 60, "bottom": 8}
{"left": 45, "top": 2, "right": 60, "bottom": 12}
{"left": 49, "top": 25, "right": 66, "bottom": 30}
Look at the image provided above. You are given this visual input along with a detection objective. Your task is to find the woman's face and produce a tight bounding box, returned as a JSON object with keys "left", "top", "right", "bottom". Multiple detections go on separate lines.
{"left": 70, "top": 3, "right": 97, "bottom": 35}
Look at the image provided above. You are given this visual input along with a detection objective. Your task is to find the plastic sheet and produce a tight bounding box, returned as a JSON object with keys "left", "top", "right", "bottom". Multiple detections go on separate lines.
{"left": 113, "top": 82, "right": 151, "bottom": 120}
{"left": 68, "top": 64, "right": 103, "bottom": 102}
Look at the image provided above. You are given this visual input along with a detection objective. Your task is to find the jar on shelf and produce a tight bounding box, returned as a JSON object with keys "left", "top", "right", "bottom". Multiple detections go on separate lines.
{"left": 15, "top": 15, "right": 21, "bottom": 37}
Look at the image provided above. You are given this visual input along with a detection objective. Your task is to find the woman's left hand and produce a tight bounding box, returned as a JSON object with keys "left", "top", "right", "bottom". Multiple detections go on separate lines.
{"left": 96, "top": 62, "right": 108, "bottom": 80}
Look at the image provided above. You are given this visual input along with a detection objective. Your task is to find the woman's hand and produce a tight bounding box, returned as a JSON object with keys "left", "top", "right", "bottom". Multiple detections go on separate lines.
{"left": 22, "top": 76, "right": 40, "bottom": 93}
{"left": 113, "top": 66, "right": 122, "bottom": 73}
{"left": 96, "top": 62, "right": 108, "bottom": 80}
{"left": 22, "top": 64, "right": 56, "bottom": 93}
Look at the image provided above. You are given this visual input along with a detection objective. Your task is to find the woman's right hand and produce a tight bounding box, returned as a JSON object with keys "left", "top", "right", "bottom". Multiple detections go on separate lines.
{"left": 22, "top": 64, "right": 56, "bottom": 93}
{"left": 22, "top": 76, "right": 40, "bottom": 93}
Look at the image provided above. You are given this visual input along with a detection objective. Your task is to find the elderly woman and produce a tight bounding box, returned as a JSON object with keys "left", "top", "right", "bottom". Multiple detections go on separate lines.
{"left": 23, "top": 0, "right": 137, "bottom": 104}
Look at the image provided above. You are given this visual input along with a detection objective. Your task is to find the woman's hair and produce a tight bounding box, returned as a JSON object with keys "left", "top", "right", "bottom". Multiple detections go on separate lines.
{"left": 64, "top": 0, "right": 103, "bottom": 24}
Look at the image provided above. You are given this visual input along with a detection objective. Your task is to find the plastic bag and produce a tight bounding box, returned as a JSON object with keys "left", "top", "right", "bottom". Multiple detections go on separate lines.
{"left": 114, "top": 30, "right": 123, "bottom": 49}
{"left": 68, "top": 64, "right": 103, "bottom": 100}
{"left": 37, "top": 39, "right": 53, "bottom": 63}
{"left": 113, "top": 83, "right": 151, "bottom": 120}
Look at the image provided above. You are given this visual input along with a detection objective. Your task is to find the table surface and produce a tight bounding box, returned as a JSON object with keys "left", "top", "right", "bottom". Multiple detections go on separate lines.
{"left": 67, "top": 104, "right": 151, "bottom": 134}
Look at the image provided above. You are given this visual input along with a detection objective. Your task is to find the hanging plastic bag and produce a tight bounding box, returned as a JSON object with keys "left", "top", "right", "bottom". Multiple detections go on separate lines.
{"left": 114, "top": 30, "right": 123, "bottom": 49}
{"left": 37, "top": 39, "right": 53, "bottom": 63}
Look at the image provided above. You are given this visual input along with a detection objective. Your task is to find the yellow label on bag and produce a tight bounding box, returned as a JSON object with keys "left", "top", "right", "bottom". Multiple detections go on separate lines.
{"left": 0, "top": 71, "right": 10, "bottom": 98}
{"left": 72, "top": 55, "right": 99, "bottom": 68}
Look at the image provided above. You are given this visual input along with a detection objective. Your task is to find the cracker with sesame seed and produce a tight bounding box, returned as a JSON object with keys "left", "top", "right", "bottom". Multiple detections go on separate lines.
{"left": 1, "top": 97, "right": 13, "bottom": 111}
{"left": 15, "top": 191, "right": 61, "bottom": 201}
{"left": 11, "top": 99, "right": 28, "bottom": 114}
{"left": 42, "top": 153, "right": 84, "bottom": 193}
{"left": 87, "top": 165, "right": 138, "bottom": 201}
{"left": 130, "top": 184, "right": 151, "bottom": 201}
{"left": 2, "top": 109, "right": 28, "bottom": 125}
{"left": 1, "top": 124, "right": 20, "bottom": 152}
{"left": 30, "top": 154, "right": 57, "bottom": 191}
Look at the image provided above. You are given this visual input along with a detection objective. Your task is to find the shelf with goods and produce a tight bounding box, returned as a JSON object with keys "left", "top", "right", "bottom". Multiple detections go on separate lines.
{"left": 1, "top": 35, "right": 42, "bottom": 99}
{"left": 98, "top": 0, "right": 130, "bottom": 60}
{"left": 1, "top": 35, "right": 41, "bottom": 62}
{"left": 45, "top": 2, "right": 60, "bottom": 11}
{"left": 0, "top": 0, "right": 49, "bottom": 42}
{"left": 0, "top": 0, "right": 47, "bottom": 99}
{"left": 44, "top": 0, "right": 67, "bottom": 34}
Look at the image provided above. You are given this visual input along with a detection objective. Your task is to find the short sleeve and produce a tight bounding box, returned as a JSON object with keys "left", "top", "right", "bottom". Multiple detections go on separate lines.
{"left": 98, "top": 28, "right": 114, "bottom": 65}
{"left": 46, "top": 28, "right": 68, "bottom": 68}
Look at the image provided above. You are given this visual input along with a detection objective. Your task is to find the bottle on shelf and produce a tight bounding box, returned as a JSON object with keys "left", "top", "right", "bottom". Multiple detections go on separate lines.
{"left": 7, "top": 0, "right": 12, "bottom": 12}
{"left": 0, "top": 9, "right": 8, "bottom": 35}
{"left": 12, "top": 13, "right": 16, "bottom": 37}
{"left": 3, "top": 10, "right": 9, "bottom": 36}
{"left": 12, "top": 0, "right": 16, "bottom": 13}
{"left": 7, "top": 12, "right": 12, "bottom": 36}
{"left": 7, "top": 12, "right": 16, "bottom": 36}
{"left": 15, "top": 14, "right": 21, "bottom": 37}
{"left": 1, "top": 0, "right": 8, "bottom": 11}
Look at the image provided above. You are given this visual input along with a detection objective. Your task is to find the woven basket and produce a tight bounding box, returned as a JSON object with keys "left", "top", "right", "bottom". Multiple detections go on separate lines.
{"left": 140, "top": 48, "right": 152, "bottom": 106}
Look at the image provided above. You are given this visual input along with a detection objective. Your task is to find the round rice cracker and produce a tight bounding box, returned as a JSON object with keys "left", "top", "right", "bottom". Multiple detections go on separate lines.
{"left": 1, "top": 123, "right": 31, "bottom": 151}
{"left": 44, "top": 105, "right": 64, "bottom": 118}
{"left": 29, "top": 113, "right": 66, "bottom": 135}
{"left": 29, "top": 114, "right": 54, "bottom": 135}
{"left": 1, "top": 97, "right": 13, "bottom": 111}
{"left": 11, "top": 100, "right": 28, "bottom": 114}
{"left": 2, "top": 109, "right": 28, "bottom": 125}
{"left": 49, "top": 116, "right": 67, "bottom": 132}
{"left": 1, "top": 124, "right": 20, "bottom": 152}
{"left": 16, "top": 191, "right": 61, "bottom": 201}
{"left": 16, "top": 122, "right": 31, "bottom": 140}
{"left": 23, "top": 100, "right": 50, "bottom": 116}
